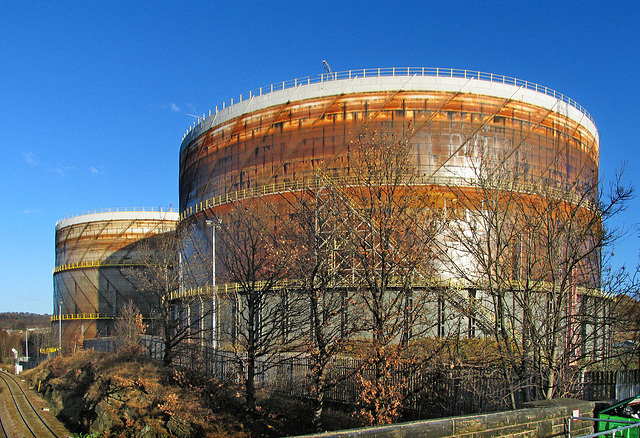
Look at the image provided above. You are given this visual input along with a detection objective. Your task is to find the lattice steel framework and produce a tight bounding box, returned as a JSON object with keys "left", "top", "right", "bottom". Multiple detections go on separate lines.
{"left": 178, "top": 68, "right": 601, "bottom": 344}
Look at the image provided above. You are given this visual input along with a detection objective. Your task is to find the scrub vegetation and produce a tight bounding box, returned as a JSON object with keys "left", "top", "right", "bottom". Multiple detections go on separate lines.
{"left": 24, "top": 350, "right": 361, "bottom": 437}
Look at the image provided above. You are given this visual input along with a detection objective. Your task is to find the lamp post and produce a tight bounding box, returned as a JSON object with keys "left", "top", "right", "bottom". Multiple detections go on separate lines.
{"left": 58, "top": 298, "right": 62, "bottom": 356}
{"left": 24, "top": 328, "right": 36, "bottom": 365}
{"left": 205, "top": 219, "right": 221, "bottom": 350}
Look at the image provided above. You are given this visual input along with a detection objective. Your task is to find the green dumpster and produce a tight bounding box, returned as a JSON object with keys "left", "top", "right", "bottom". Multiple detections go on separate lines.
{"left": 598, "top": 396, "right": 640, "bottom": 438}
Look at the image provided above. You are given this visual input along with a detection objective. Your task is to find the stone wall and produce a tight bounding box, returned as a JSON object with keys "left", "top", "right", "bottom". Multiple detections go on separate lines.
{"left": 300, "top": 399, "right": 594, "bottom": 438}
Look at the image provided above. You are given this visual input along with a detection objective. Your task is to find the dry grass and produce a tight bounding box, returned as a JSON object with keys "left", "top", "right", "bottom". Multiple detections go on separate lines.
{"left": 25, "top": 351, "right": 247, "bottom": 437}
{"left": 23, "top": 350, "right": 361, "bottom": 437}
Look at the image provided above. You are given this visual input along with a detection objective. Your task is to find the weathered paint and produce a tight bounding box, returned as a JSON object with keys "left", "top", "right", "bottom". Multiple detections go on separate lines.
{"left": 53, "top": 211, "right": 179, "bottom": 340}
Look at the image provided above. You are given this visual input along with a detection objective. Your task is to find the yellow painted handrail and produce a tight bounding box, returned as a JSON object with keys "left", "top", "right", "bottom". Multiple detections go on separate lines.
{"left": 173, "top": 277, "right": 600, "bottom": 300}
{"left": 53, "top": 261, "right": 141, "bottom": 274}
{"left": 50, "top": 312, "right": 157, "bottom": 322}
{"left": 180, "top": 174, "right": 597, "bottom": 223}
{"left": 51, "top": 313, "right": 114, "bottom": 322}
{"left": 181, "top": 175, "right": 459, "bottom": 222}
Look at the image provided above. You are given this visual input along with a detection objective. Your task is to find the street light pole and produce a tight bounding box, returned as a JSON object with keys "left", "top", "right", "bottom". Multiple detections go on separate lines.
{"left": 25, "top": 329, "right": 29, "bottom": 362}
{"left": 58, "top": 299, "right": 62, "bottom": 356}
{"left": 206, "top": 219, "right": 220, "bottom": 350}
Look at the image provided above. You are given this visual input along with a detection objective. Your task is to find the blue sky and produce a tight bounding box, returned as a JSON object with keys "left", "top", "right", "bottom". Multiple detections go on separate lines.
{"left": 1, "top": 1, "right": 639, "bottom": 314}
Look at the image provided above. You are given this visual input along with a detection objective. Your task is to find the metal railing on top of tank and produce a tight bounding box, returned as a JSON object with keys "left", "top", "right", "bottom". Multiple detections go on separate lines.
{"left": 182, "top": 67, "right": 594, "bottom": 142}
{"left": 57, "top": 207, "right": 177, "bottom": 224}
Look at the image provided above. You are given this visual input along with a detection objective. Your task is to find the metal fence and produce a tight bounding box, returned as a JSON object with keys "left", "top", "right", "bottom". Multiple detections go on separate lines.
{"left": 84, "top": 337, "right": 640, "bottom": 419}
{"left": 568, "top": 417, "right": 640, "bottom": 438}
{"left": 159, "top": 342, "right": 516, "bottom": 418}
{"left": 582, "top": 369, "right": 640, "bottom": 401}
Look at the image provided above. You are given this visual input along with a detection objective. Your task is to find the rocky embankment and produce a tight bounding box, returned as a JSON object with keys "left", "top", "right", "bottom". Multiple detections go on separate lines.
{"left": 24, "top": 350, "right": 247, "bottom": 437}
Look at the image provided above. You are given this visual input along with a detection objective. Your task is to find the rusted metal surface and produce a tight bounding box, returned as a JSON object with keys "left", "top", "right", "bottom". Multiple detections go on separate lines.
{"left": 171, "top": 72, "right": 614, "bottom": 369}
{"left": 176, "top": 75, "right": 603, "bottom": 352}
{"left": 53, "top": 212, "right": 178, "bottom": 340}
{"left": 181, "top": 68, "right": 597, "bottom": 146}
{"left": 179, "top": 89, "right": 598, "bottom": 215}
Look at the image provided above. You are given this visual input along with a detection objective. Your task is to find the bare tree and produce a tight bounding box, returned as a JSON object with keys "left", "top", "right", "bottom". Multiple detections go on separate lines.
{"left": 332, "top": 130, "right": 446, "bottom": 424}
{"left": 593, "top": 239, "right": 640, "bottom": 370}
{"left": 28, "top": 329, "right": 52, "bottom": 363}
{"left": 0, "top": 330, "right": 22, "bottom": 364}
{"left": 440, "top": 149, "right": 533, "bottom": 406}
{"left": 285, "top": 181, "right": 364, "bottom": 430}
{"left": 215, "top": 199, "right": 304, "bottom": 411}
{"left": 113, "top": 301, "right": 147, "bottom": 354}
{"left": 440, "top": 143, "right": 633, "bottom": 404}
{"left": 127, "top": 224, "right": 212, "bottom": 367}
{"left": 610, "top": 289, "right": 640, "bottom": 370}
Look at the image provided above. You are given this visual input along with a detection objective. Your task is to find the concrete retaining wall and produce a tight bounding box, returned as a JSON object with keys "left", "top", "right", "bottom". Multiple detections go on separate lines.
{"left": 300, "top": 399, "right": 594, "bottom": 438}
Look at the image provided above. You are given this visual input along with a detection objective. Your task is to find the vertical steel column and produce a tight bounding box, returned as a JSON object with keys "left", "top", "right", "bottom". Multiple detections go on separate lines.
{"left": 206, "top": 219, "right": 219, "bottom": 350}
{"left": 58, "top": 299, "right": 62, "bottom": 356}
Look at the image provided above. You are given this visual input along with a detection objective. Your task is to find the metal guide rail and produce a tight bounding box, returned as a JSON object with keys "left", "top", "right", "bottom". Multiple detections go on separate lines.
{"left": 50, "top": 312, "right": 155, "bottom": 322}
{"left": 53, "top": 260, "right": 140, "bottom": 273}
{"left": 181, "top": 175, "right": 598, "bottom": 222}
{"left": 568, "top": 416, "right": 640, "bottom": 438}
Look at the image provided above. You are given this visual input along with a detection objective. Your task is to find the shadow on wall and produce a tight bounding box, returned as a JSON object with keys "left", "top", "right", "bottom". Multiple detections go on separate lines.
{"left": 98, "top": 235, "right": 165, "bottom": 339}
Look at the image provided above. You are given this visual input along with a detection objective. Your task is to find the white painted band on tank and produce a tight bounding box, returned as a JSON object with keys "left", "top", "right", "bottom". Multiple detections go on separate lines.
{"left": 180, "top": 74, "right": 599, "bottom": 154}
{"left": 56, "top": 211, "right": 180, "bottom": 231}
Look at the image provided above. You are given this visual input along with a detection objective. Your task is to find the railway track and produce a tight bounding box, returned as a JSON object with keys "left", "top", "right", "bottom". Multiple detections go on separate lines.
{"left": 0, "top": 370, "right": 61, "bottom": 438}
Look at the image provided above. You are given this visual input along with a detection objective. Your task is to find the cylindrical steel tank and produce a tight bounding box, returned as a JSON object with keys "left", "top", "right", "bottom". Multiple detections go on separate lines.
{"left": 178, "top": 67, "right": 600, "bottom": 342}
{"left": 53, "top": 210, "right": 179, "bottom": 345}
{"left": 179, "top": 66, "right": 597, "bottom": 240}
{"left": 180, "top": 68, "right": 599, "bottom": 239}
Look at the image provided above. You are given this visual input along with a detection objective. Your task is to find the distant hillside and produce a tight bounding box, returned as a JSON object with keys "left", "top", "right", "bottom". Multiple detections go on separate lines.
{"left": 0, "top": 312, "right": 51, "bottom": 330}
